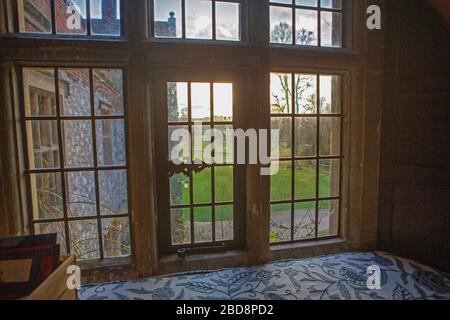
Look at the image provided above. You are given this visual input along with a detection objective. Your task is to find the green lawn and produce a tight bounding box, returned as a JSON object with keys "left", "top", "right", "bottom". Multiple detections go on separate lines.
{"left": 176, "top": 163, "right": 332, "bottom": 222}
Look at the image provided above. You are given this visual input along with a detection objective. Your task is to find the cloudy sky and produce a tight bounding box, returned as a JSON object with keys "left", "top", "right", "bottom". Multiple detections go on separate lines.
{"left": 172, "top": 82, "right": 233, "bottom": 121}
{"left": 270, "top": 2, "right": 341, "bottom": 46}
{"left": 270, "top": 73, "right": 335, "bottom": 113}
{"left": 154, "top": 0, "right": 239, "bottom": 40}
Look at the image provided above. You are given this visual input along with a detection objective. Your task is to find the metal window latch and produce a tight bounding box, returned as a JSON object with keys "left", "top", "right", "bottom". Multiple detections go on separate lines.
{"left": 177, "top": 243, "right": 227, "bottom": 258}
{"left": 168, "top": 159, "right": 211, "bottom": 177}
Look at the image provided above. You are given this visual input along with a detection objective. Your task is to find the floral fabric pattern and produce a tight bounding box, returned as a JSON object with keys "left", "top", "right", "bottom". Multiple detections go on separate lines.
{"left": 79, "top": 252, "right": 450, "bottom": 300}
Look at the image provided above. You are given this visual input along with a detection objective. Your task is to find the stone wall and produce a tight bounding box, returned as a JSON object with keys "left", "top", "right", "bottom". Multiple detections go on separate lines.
{"left": 59, "top": 69, "right": 127, "bottom": 218}
{"left": 26, "top": 67, "right": 129, "bottom": 259}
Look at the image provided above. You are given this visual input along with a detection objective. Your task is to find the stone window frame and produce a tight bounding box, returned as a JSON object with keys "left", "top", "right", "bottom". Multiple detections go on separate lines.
{"left": 0, "top": 1, "right": 384, "bottom": 282}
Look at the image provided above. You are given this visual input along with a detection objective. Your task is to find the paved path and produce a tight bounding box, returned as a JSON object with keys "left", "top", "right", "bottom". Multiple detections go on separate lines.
{"left": 192, "top": 209, "right": 332, "bottom": 242}
{"left": 270, "top": 209, "right": 331, "bottom": 241}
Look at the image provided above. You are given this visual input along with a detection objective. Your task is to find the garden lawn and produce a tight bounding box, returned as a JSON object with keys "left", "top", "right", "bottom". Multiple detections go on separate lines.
{"left": 181, "top": 164, "right": 332, "bottom": 222}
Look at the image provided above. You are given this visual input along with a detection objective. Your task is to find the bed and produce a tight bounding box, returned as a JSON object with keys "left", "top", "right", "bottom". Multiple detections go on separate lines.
{"left": 79, "top": 251, "right": 450, "bottom": 300}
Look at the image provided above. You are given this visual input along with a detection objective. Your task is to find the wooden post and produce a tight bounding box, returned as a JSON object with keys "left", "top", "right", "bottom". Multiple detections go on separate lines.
{"left": 0, "top": 61, "right": 25, "bottom": 237}
{"left": 245, "top": 0, "right": 271, "bottom": 266}
{"left": 125, "top": 0, "right": 157, "bottom": 277}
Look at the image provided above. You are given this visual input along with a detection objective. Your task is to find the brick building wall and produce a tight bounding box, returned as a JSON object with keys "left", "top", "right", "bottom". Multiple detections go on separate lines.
{"left": 22, "top": 0, "right": 120, "bottom": 34}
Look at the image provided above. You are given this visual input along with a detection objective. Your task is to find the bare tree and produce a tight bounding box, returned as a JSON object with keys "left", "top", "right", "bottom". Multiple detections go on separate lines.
{"left": 270, "top": 22, "right": 319, "bottom": 242}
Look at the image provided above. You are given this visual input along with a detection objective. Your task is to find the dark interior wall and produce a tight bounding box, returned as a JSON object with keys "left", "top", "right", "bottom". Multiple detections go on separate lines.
{"left": 379, "top": 0, "right": 450, "bottom": 272}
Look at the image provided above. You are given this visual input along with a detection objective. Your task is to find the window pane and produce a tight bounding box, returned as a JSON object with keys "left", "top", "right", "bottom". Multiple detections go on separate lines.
{"left": 154, "top": 0, "right": 182, "bottom": 38}
{"left": 296, "top": 9, "right": 318, "bottom": 46}
{"left": 90, "top": 0, "right": 121, "bottom": 35}
{"left": 69, "top": 220, "right": 100, "bottom": 260}
{"left": 214, "top": 125, "right": 234, "bottom": 164}
{"left": 18, "top": 0, "right": 122, "bottom": 35}
{"left": 270, "top": 203, "right": 291, "bottom": 243}
{"left": 295, "top": 74, "right": 317, "bottom": 114}
{"left": 270, "top": 161, "right": 292, "bottom": 201}
{"left": 270, "top": 6, "right": 292, "bottom": 44}
{"left": 192, "top": 125, "right": 212, "bottom": 163}
{"left": 170, "top": 173, "right": 190, "bottom": 206}
{"left": 171, "top": 208, "right": 191, "bottom": 245}
{"left": 320, "top": 75, "right": 340, "bottom": 114}
{"left": 102, "top": 217, "right": 131, "bottom": 258}
{"left": 319, "top": 159, "right": 340, "bottom": 198}
{"left": 26, "top": 120, "right": 60, "bottom": 169}
{"left": 213, "top": 83, "right": 233, "bottom": 121}
{"left": 30, "top": 172, "right": 63, "bottom": 220}
{"left": 168, "top": 82, "right": 188, "bottom": 122}
{"left": 55, "top": 0, "right": 87, "bottom": 35}
{"left": 318, "top": 199, "right": 339, "bottom": 237}
{"left": 295, "top": 160, "right": 316, "bottom": 200}
{"left": 271, "top": 118, "right": 292, "bottom": 158}
{"left": 96, "top": 119, "right": 126, "bottom": 166}
{"left": 22, "top": 66, "right": 131, "bottom": 261}
{"left": 19, "top": 0, "right": 52, "bottom": 33}
{"left": 62, "top": 120, "right": 94, "bottom": 168}
{"left": 168, "top": 125, "right": 190, "bottom": 163}
{"left": 215, "top": 166, "right": 233, "bottom": 202}
{"left": 194, "top": 206, "right": 212, "bottom": 243}
{"left": 99, "top": 170, "right": 128, "bottom": 215}
{"left": 59, "top": 68, "right": 91, "bottom": 116}
{"left": 66, "top": 171, "right": 96, "bottom": 217}
{"left": 193, "top": 168, "right": 212, "bottom": 204}
{"left": 23, "top": 68, "right": 56, "bottom": 117}
{"left": 321, "top": 11, "right": 342, "bottom": 47}
{"left": 321, "top": 0, "right": 342, "bottom": 9}
{"left": 186, "top": 0, "right": 212, "bottom": 39}
{"left": 93, "top": 69, "right": 124, "bottom": 116}
{"left": 270, "top": 0, "right": 293, "bottom": 4}
{"left": 215, "top": 204, "right": 233, "bottom": 241}
{"left": 319, "top": 117, "right": 341, "bottom": 156}
{"left": 191, "top": 83, "right": 211, "bottom": 121}
{"left": 35, "top": 222, "right": 67, "bottom": 253}
{"left": 294, "top": 202, "right": 316, "bottom": 240}
{"left": 215, "top": 2, "right": 240, "bottom": 41}
{"left": 271, "top": 73, "right": 292, "bottom": 114}
{"left": 295, "top": 117, "right": 317, "bottom": 157}
{"left": 296, "top": 0, "right": 317, "bottom": 7}
{"left": 269, "top": 72, "right": 342, "bottom": 243}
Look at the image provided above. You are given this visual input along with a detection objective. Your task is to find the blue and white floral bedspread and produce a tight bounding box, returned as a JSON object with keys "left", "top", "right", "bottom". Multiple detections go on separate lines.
{"left": 79, "top": 252, "right": 450, "bottom": 300}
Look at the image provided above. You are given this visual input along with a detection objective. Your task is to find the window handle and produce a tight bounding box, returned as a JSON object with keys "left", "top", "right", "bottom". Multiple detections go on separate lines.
{"left": 167, "top": 159, "right": 211, "bottom": 177}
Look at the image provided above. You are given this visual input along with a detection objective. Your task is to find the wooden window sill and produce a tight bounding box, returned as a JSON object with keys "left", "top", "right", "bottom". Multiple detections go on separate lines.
{"left": 78, "top": 239, "right": 348, "bottom": 283}
{"left": 78, "top": 257, "right": 138, "bottom": 285}
{"left": 156, "top": 250, "right": 248, "bottom": 276}
{"left": 270, "top": 238, "right": 349, "bottom": 261}
{"left": 78, "top": 256, "right": 134, "bottom": 271}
